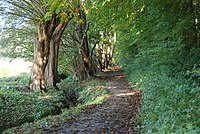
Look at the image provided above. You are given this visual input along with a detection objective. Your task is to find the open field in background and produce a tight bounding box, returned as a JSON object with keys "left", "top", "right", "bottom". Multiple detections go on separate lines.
{"left": 0, "top": 58, "right": 31, "bottom": 78}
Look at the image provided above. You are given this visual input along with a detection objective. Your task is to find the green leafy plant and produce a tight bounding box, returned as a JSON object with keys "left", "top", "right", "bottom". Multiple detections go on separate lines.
{"left": 2, "top": 76, "right": 108, "bottom": 133}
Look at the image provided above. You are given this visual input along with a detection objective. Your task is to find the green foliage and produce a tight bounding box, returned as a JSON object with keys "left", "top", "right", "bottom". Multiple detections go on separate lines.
{"left": 125, "top": 67, "right": 200, "bottom": 133}
{"left": 0, "top": 77, "right": 107, "bottom": 133}
{"left": 86, "top": 0, "right": 135, "bottom": 32}
{"left": 113, "top": 0, "right": 200, "bottom": 133}
{"left": 57, "top": 20, "right": 80, "bottom": 76}
{"left": 0, "top": 73, "right": 29, "bottom": 90}
{"left": 0, "top": 26, "right": 34, "bottom": 60}
{"left": 3, "top": 105, "right": 84, "bottom": 134}
{"left": 0, "top": 88, "right": 65, "bottom": 133}
{"left": 0, "top": 0, "right": 77, "bottom": 60}
{"left": 0, "top": 75, "right": 75, "bottom": 132}
{"left": 77, "top": 81, "right": 108, "bottom": 105}
{"left": 0, "top": 0, "right": 199, "bottom": 133}
{"left": 43, "top": 0, "right": 75, "bottom": 22}
{"left": 57, "top": 76, "right": 108, "bottom": 105}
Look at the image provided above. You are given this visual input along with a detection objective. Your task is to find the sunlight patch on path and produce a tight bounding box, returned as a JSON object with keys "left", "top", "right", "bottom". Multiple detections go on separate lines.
{"left": 116, "top": 91, "right": 139, "bottom": 97}
{"left": 43, "top": 68, "right": 142, "bottom": 133}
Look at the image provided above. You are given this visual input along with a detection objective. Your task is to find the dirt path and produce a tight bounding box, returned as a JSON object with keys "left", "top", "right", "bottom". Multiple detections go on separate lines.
{"left": 45, "top": 67, "right": 142, "bottom": 134}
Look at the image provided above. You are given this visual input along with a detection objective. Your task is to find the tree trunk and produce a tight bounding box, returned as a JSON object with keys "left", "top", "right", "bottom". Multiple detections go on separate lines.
{"left": 77, "top": 3, "right": 94, "bottom": 79}
{"left": 29, "top": 23, "right": 50, "bottom": 91}
{"left": 44, "top": 36, "right": 60, "bottom": 88}
{"left": 29, "top": 17, "right": 68, "bottom": 91}
{"left": 109, "top": 32, "right": 117, "bottom": 67}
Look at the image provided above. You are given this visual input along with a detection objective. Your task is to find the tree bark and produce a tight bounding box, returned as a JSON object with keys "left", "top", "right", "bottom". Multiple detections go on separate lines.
{"left": 109, "top": 32, "right": 116, "bottom": 67}
{"left": 44, "top": 36, "right": 60, "bottom": 88}
{"left": 29, "top": 16, "right": 69, "bottom": 91}
{"left": 77, "top": 3, "right": 94, "bottom": 79}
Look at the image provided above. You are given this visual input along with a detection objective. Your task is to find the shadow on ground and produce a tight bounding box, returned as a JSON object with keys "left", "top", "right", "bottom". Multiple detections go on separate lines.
{"left": 44, "top": 67, "right": 142, "bottom": 134}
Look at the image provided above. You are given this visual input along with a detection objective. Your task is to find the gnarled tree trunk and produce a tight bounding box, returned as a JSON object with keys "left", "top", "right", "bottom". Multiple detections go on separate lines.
{"left": 29, "top": 16, "right": 68, "bottom": 91}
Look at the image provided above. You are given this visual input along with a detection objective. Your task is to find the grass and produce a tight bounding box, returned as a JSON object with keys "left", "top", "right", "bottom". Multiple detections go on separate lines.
{"left": 0, "top": 58, "right": 31, "bottom": 78}
{"left": 1, "top": 74, "right": 108, "bottom": 133}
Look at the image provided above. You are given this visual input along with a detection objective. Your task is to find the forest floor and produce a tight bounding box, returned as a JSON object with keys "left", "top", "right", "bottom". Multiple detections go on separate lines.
{"left": 44, "top": 67, "right": 142, "bottom": 134}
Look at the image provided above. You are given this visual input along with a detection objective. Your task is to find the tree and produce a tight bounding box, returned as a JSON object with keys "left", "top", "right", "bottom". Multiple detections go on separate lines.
{"left": 0, "top": 26, "right": 34, "bottom": 60}
{"left": 76, "top": 0, "right": 94, "bottom": 79}
{"left": 85, "top": 0, "right": 126, "bottom": 71}
{"left": 2, "top": 0, "right": 76, "bottom": 91}
{"left": 29, "top": 14, "right": 71, "bottom": 91}
{"left": 91, "top": 31, "right": 117, "bottom": 71}
{"left": 57, "top": 0, "right": 95, "bottom": 80}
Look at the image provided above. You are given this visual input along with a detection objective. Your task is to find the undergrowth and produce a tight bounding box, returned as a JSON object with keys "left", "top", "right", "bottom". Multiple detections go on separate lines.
{"left": 0, "top": 74, "right": 66, "bottom": 133}
{"left": 125, "top": 66, "right": 200, "bottom": 133}
{"left": 1, "top": 75, "right": 108, "bottom": 133}
{"left": 0, "top": 73, "right": 29, "bottom": 91}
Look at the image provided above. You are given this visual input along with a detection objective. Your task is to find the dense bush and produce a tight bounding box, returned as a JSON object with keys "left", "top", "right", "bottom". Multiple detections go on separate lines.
{"left": 119, "top": 41, "right": 200, "bottom": 133}
{"left": 114, "top": 0, "right": 200, "bottom": 133}
{"left": 125, "top": 65, "right": 200, "bottom": 133}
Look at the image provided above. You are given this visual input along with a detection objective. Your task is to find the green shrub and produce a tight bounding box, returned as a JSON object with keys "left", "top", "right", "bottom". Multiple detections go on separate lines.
{"left": 0, "top": 75, "right": 78, "bottom": 132}
{"left": 125, "top": 66, "right": 200, "bottom": 133}
{"left": 2, "top": 76, "right": 108, "bottom": 133}
{"left": 0, "top": 89, "right": 65, "bottom": 132}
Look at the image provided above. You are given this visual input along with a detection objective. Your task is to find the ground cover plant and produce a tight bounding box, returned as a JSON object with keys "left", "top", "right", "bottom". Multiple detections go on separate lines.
{"left": 1, "top": 75, "right": 108, "bottom": 133}
{"left": 0, "top": 0, "right": 199, "bottom": 133}
{"left": 125, "top": 66, "right": 200, "bottom": 133}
